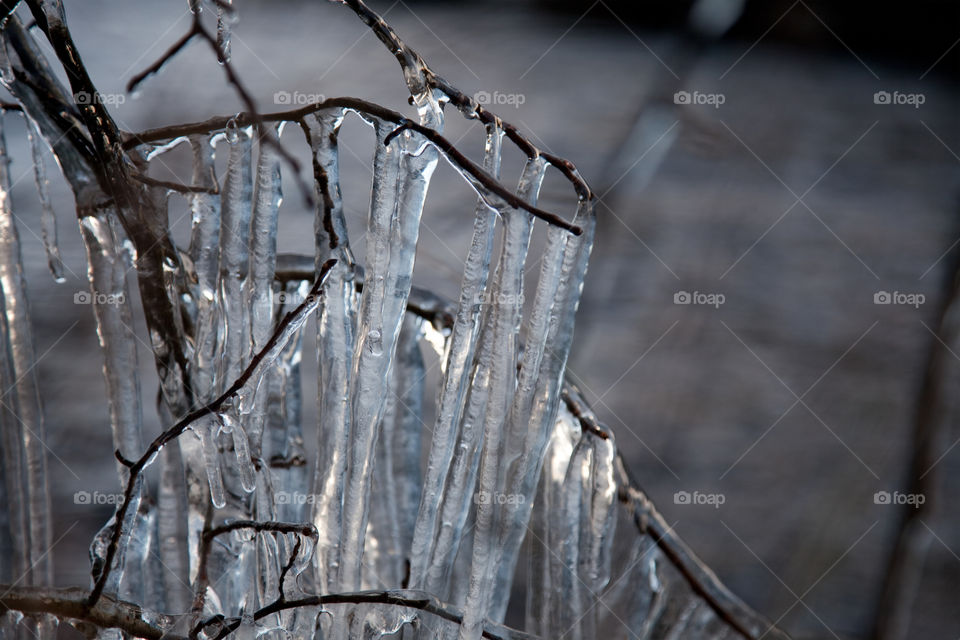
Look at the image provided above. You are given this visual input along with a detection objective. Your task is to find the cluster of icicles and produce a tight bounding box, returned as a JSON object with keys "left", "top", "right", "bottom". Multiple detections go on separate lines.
{"left": 0, "top": 43, "right": 785, "bottom": 640}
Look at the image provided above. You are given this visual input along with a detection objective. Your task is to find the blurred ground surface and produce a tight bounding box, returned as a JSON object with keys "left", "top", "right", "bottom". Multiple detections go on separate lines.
{"left": 7, "top": 1, "right": 959, "bottom": 639}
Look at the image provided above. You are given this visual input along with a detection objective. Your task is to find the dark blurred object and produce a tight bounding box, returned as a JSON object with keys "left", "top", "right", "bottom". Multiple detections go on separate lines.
{"left": 538, "top": 0, "right": 960, "bottom": 75}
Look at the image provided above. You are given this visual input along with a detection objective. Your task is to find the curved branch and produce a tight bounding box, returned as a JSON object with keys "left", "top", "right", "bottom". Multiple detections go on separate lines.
{"left": 121, "top": 97, "right": 583, "bottom": 235}
{"left": 87, "top": 259, "right": 337, "bottom": 609}
{"left": 340, "top": 0, "right": 593, "bottom": 202}
{"left": 0, "top": 586, "right": 536, "bottom": 640}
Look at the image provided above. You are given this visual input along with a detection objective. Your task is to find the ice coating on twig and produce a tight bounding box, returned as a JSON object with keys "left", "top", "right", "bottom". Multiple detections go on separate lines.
{"left": 26, "top": 117, "right": 64, "bottom": 283}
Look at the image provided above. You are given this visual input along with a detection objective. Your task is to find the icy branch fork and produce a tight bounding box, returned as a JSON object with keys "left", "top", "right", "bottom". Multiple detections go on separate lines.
{"left": 0, "top": 0, "right": 790, "bottom": 639}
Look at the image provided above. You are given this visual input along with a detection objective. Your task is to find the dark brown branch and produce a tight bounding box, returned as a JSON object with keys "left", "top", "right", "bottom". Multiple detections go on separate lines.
{"left": 120, "top": 98, "right": 582, "bottom": 235}
{"left": 0, "top": 586, "right": 537, "bottom": 640}
{"left": 215, "top": 590, "right": 539, "bottom": 640}
{"left": 126, "top": 27, "right": 198, "bottom": 94}
{"left": 124, "top": 9, "right": 314, "bottom": 208}
{"left": 88, "top": 259, "right": 337, "bottom": 609}
{"left": 340, "top": 0, "right": 593, "bottom": 203}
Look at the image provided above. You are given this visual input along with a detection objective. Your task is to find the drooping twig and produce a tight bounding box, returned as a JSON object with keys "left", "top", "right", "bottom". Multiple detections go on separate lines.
{"left": 87, "top": 259, "right": 337, "bottom": 609}
{"left": 339, "top": 0, "right": 593, "bottom": 202}
{"left": 125, "top": 7, "right": 314, "bottom": 208}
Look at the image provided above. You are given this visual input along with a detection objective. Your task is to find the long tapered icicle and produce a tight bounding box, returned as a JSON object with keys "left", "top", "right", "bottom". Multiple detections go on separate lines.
{"left": 422, "top": 308, "right": 494, "bottom": 597}
{"left": 306, "top": 108, "right": 355, "bottom": 593}
{"left": 78, "top": 212, "right": 143, "bottom": 483}
{"left": 217, "top": 120, "right": 254, "bottom": 391}
{"left": 458, "top": 158, "right": 545, "bottom": 640}
{"left": 489, "top": 199, "right": 596, "bottom": 621}
{"left": 367, "top": 314, "right": 425, "bottom": 586}
{"left": 25, "top": 117, "right": 64, "bottom": 283}
{"left": 188, "top": 133, "right": 221, "bottom": 401}
{"left": 338, "top": 120, "right": 438, "bottom": 594}
{"left": 0, "top": 112, "right": 53, "bottom": 610}
{"left": 408, "top": 122, "right": 502, "bottom": 590}
{"left": 526, "top": 410, "right": 581, "bottom": 636}
{"left": 245, "top": 125, "right": 283, "bottom": 459}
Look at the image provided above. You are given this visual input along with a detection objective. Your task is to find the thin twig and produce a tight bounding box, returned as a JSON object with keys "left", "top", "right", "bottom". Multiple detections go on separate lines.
{"left": 87, "top": 259, "right": 336, "bottom": 609}
{"left": 121, "top": 98, "right": 582, "bottom": 235}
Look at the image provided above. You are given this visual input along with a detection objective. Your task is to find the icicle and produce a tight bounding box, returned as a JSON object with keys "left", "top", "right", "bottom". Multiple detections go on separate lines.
{"left": 0, "top": 110, "right": 53, "bottom": 600}
{"left": 193, "top": 415, "right": 226, "bottom": 509}
{"left": 489, "top": 199, "right": 596, "bottom": 621}
{"left": 244, "top": 124, "right": 283, "bottom": 459}
{"left": 367, "top": 314, "right": 425, "bottom": 586}
{"left": 217, "top": 120, "right": 253, "bottom": 392}
{"left": 157, "top": 440, "right": 193, "bottom": 613}
{"left": 218, "top": 407, "right": 256, "bottom": 493}
{"left": 188, "top": 133, "right": 221, "bottom": 402}
{"left": 422, "top": 321, "right": 493, "bottom": 596}
{"left": 409, "top": 122, "right": 502, "bottom": 589}
{"left": 265, "top": 279, "right": 309, "bottom": 524}
{"left": 307, "top": 108, "right": 355, "bottom": 593}
{"left": 337, "top": 119, "right": 437, "bottom": 595}
{"left": 248, "top": 125, "right": 282, "bottom": 353}
{"left": 216, "top": 0, "right": 233, "bottom": 64}
{"left": 78, "top": 212, "right": 143, "bottom": 484}
{"left": 458, "top": 157, "right": 545, "bottom": 640}
{"left": 26, "top": 117, "right": 64, "bottom": 282}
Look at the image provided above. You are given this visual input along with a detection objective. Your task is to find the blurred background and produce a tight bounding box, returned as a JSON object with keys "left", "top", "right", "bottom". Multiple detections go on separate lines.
{"left": 6, "top": 1, "right": 958, "bottom": 638}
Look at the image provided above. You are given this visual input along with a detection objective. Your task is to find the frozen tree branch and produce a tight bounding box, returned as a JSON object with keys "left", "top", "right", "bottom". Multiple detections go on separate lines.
{"left": 0, "top": 586, "right": 535, "bottom": 640}
{"left": 87, "top": 259, "right": 336, "bottom": 608}
{"left": 121, "top": 98, "right": 583, "bottom": 235}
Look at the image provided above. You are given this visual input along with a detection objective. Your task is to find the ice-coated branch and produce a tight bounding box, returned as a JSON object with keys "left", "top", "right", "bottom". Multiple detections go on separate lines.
{"left": 124, "top": 3, "right": 314, "bottom": 208}
{"left": 0, "top": 586, "right": 537, "bottom": 640}
{"left": 87, "top": 259, "right": 337, "bottom": 609}
{"left": 122, "top": 98, "right": 583, "bottom": 235}
{"left": 339, "top": 0, "right": 593, "bottom": 202}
